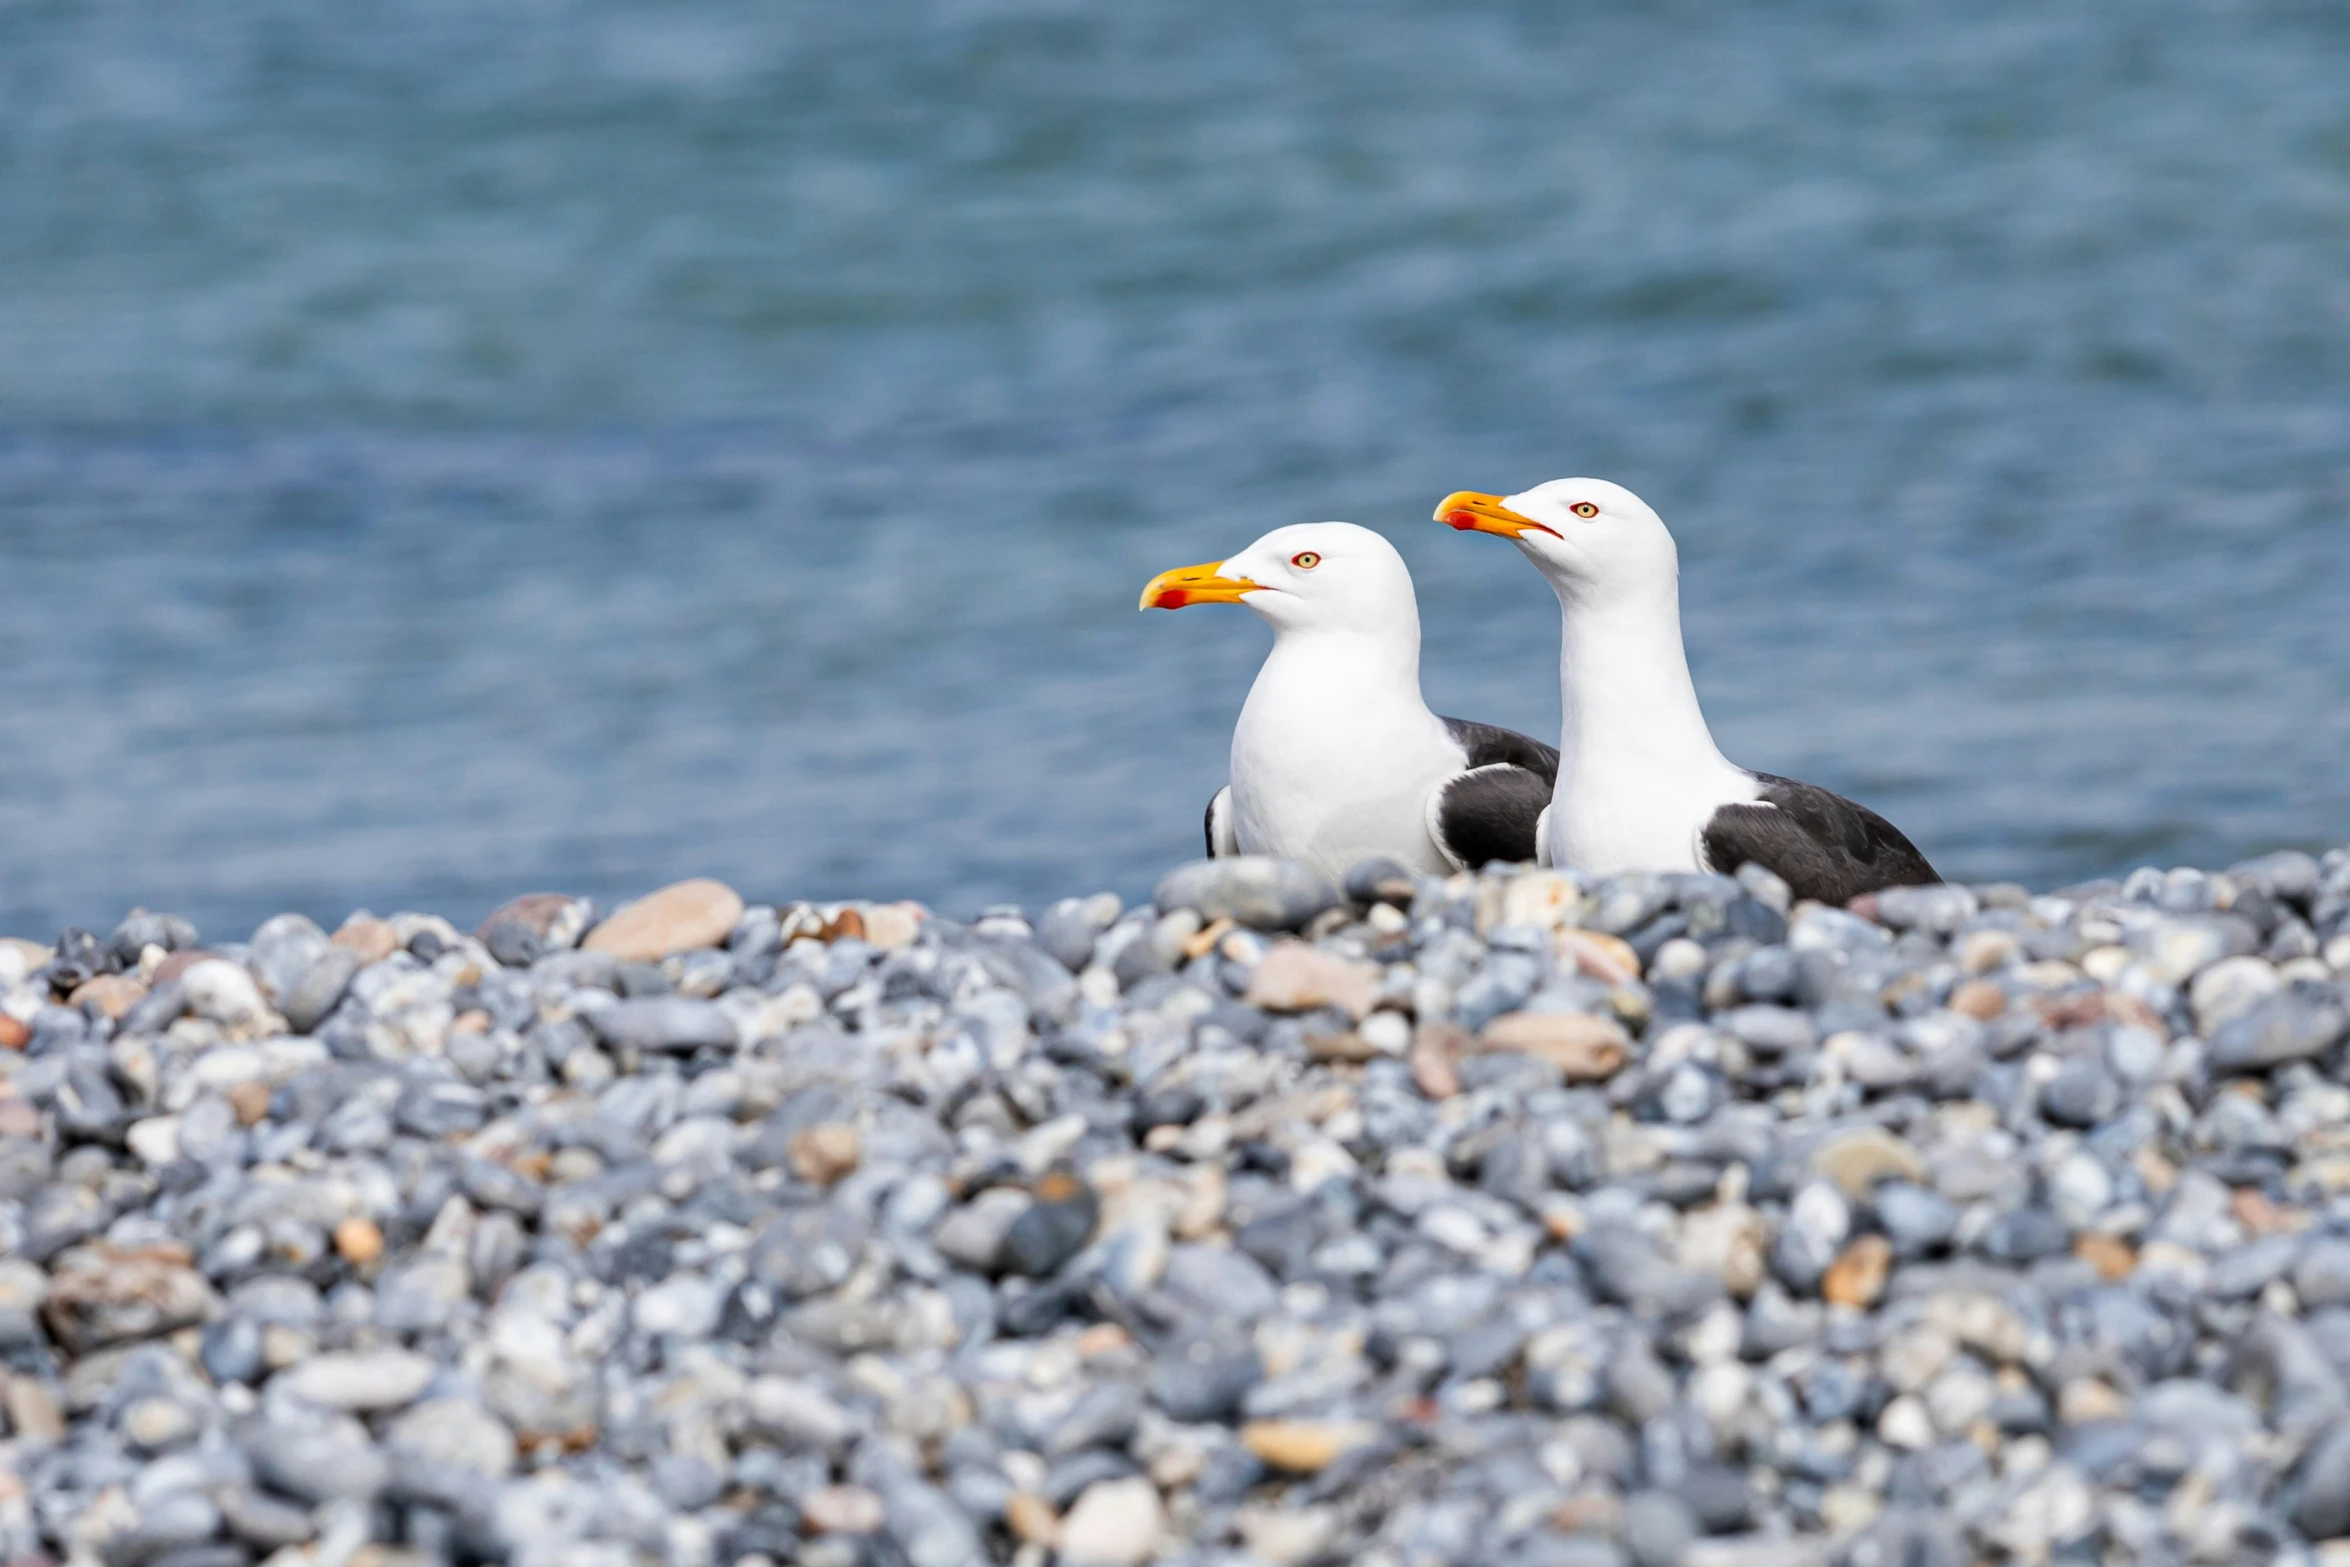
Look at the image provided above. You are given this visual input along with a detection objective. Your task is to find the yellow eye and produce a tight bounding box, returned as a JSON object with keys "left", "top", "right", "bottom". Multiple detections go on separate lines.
{"left": 1570, "top": 502, "right": 1600, "bottom": 519}
{"left": 1290, "top": 551, "right": 1321, "bottom": 569}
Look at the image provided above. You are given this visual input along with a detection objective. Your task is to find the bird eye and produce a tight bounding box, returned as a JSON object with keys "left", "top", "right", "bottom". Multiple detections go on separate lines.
{"left": 1290, "top": 551, "right": 1321, "bottom": 569}
{"left": 1570, "top": 502, "right": 1600, "bottom": 519}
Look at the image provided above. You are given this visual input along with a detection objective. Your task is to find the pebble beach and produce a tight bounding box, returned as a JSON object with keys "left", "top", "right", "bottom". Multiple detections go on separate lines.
{"left": 7, "top": 848, "right": 2350, "bottom": 1567}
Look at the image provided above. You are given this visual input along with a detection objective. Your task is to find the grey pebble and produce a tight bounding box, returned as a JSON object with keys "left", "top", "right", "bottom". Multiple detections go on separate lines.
{"left": 1154, "top": 855, "right": 1339, "bottom": 931}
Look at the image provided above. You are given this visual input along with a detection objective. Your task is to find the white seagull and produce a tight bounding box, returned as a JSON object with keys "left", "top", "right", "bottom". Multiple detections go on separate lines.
{"left": 1433, "top": 479, "right": 1938, "bottom": 906}
{"left": 1141, "top": 520, "right": 1556, "bottom": 882}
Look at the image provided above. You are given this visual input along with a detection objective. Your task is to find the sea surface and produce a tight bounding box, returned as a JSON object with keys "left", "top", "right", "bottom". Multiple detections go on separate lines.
{"left": 3, "top": 0, "right": 2348, "bottom": 939}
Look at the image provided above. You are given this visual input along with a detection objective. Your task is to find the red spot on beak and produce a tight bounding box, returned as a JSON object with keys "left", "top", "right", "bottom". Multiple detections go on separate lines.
{"left": 1442, "top": 510, "right": 1481, "bottom": 531}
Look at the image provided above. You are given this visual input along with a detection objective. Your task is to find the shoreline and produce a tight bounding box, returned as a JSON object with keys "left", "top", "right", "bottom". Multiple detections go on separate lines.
{"left": 4, "top": 846, "right": 2350, "bottom": 1565}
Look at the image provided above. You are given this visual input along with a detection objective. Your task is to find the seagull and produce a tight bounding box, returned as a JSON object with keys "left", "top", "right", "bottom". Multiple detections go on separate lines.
{"left": 1432, "top": 479, "right": 1938, "bottom": 906}
{"left": 1141, "top": 520, "right": 1557, "bottom": 882}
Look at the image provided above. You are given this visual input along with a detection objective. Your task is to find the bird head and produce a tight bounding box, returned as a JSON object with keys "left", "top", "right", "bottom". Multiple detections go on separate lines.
{"left": 1140, "top": 521, "right": 1418, "bottom": 637}
{"left": 1433, "top": 478, "right": 1679, "bottom": 600}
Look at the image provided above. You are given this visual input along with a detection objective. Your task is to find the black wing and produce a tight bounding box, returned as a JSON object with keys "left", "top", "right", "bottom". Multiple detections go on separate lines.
{"left": 1204, "top": 786, "right": 1237, "bottom": 858}
{"left": 1700, "top": 772, "right": 1938, "bottom": 907}
{"left": 1439, "top": 717, "right": 1559, "bottom": 783}
{"left": 1429, "top": 764, "right": 1553, "bottom": 871}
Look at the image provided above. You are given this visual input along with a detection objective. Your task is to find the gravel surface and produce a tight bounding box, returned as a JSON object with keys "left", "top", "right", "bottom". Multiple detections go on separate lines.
{"left": 7, "top": 847, "right": 2350, "bottom": 1567}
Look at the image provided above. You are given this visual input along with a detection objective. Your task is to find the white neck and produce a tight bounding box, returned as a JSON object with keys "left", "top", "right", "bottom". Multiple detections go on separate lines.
{"left": 1547, "top": 570, "right": 1751, "bottom": 871}
{"left": 1228, "top": 619, "right": 1458, "bottom": 877}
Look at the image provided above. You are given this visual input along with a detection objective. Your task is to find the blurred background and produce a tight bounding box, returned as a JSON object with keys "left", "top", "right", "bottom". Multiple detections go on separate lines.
{"left": 2, "top": 0, "right": 2348, "bottom": 938}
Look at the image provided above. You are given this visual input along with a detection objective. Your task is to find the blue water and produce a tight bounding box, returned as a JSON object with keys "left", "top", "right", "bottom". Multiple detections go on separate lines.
{"left": 3, "top": 0, "right": 2348, "bottom": 940}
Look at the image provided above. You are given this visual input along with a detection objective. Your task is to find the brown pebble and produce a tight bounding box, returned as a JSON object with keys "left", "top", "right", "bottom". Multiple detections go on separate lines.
{"left": 450, "top": 1009, "right": 492, "bottom": 1035}
{"left": 1076, "top": 1323, "right": 1132, "bottom": 1358}
{"left": 1241, "top": 1418, "right": 1377, "bottom": 1474}
{"left": 789, "top": 1122, "right": 862, "bottom": 1186}
{"left": 151, "top": 949, "right": 220, "bottom": 986}
{"left": 226, "top": 1081, "right": 274, "bottom": 1126}
{"left": 1304, "top": 1030, "right": 1382, "bottom": 1063}
{"left": 334, "top": 1217, "right": 385, "bottom": 1267}
{"left": 1477, "top": 1011, "right": 1630, "bottom": 1081}
{"left": 1, "top": 1373, "right": 65, "bottom": 1445}
{"left": 1948, "top": 979, "right": 2007, "bottom": 1021}
{"left": 1244, "top": 941, "right": 1382, "bottom": 1020}
{"left": 1558, "top": 929, "right": 1642, "bottom": 986}
{"left": 0, "top": 1014, "right": 28, "bottom": 1051}
{"left": 2232, "top": 1186, "right": 2305, "bottom": 1237}
{"left": 2074, "top": 1232, "right": 2136, "bottom": 1281}
{"left": 1180, "top": 916, "right": 1235, "bottom": 962}
{"left": 584, "top": 878, "right": 746, "bottom": 962}
{"left": 332, "top": 915, "right": 401, "bottom": 965}
{"left": 1811, "top": 1127, "right": 1926, "bottom": 1199}
{"left": 1409, "top": 1024, "right": 1463, "bottom": 1100}
{"left": 1823, "top": 1234, "right": 1893, "bottom": 1309}
{"left": 1005, "top": 1491, "right": 1060, "bottom": 1548}
{"left": 69, "top": 974, "right": 148, "bottom": 1020}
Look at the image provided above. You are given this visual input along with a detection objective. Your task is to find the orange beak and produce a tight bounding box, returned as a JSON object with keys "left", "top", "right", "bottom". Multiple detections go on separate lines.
{"left": 1140, "top": 560, "right": 1261, "bottom": 610}
{"left": 1433, "top": 491, "right": 1560, "bottom": 540}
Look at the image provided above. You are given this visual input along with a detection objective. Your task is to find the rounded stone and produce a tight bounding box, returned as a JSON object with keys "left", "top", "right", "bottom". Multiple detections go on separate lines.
{"left": 1056, "top": 1476, "right": 1164, "bottom": 1567}
{"left": 1153, "top": 857, "right": 1339, "bottom": 932}
{"left": 582, "top": 878, "right": 746, "bottom": 962}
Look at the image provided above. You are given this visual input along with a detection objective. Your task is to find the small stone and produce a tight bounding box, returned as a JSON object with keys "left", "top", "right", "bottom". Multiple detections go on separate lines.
{"left": 1154, "top": 857, "right": 1340, "bottom": 932}
{"left": 69, "top": 973, "right": 147, "bottom": 1019}
{"left": 1985, "top": 1464, "right": 2097, "bottom": 1558}
{"left": 1948, "top": 979, "right": 2006, "bottom": 1020}
{"left": 1822, "top": 1235, "right": 1891, "bottom": 1308}
{"left": 2073, "top": 1233, "right": 2136, "bottom": 1281}
{"left": 280, "top": 1347, "right": 437, "bottom": 1411}
{"left": 591, "top": 996, "right": 738, "bottom": 1052}
{"left": 1560, "top": 928, "right": 1642, "bottom": 985}
{"left": 0, "top": 1013, "right": 28, "bottom": 1050}
{"left": 247, "top": 1405, "right": 389, "bottom": 1502}
{"left": 2056, "top": 1378, "right": 2128, "bottom": 1424}
{"left": 41, "top": 1243, "right": 217, "bottom": 1352}
{"left": 1243, "top": 941, "right": 1381, "bottom": 1019}
{"left": 1241, "top": 1418, "right": 1377, "bottom": 1473}
{"left": 935, "top": 1188, "right": 1033, "bottom": 1273}
{"left": 385, "top": 1397, "right": 516, "bottom": 1477}
{"left": 1002, "top": 1173, "right": 1098, "bottom": 1277}
{"left": 1233, "top": 1506, "right": 1337, "bottom": 1567}
{"left": 2191, "top": 955, "right": 2281, "bottom": 1033}
{"left": 334, "top": 1217, "right": 384, "bottom": 1267}
{"left": 2208, "top": 993, "right": 2347, "bottom": 1071}
{"left": 476, "top": 893, "right": 592, "bottom": 949}
{"left": 1056, "top": 1476, "right": 1165, "bottom": 1567}
{"left": 583, "top": 878, "right": 746, "bottom": 962}
{"left": 280, "top": 947, "right": 362, "bottom": 1034}
{"left": 801, "top": 1485, "right": 887, "bottom": 1535}
{"left": 182, "top": 959, "right": 269, "bottom": 1027}
{"left": 1411, "top": 1022, "right": 1465, "bottom": 1099}
{"left": 1811, "top": 1127, "right": 1926, "bottom": 1198}
{"left": 2294, "top": 1238, "right": 2350, "bottom": 1309}
{"left": 227, "top": 1080, "right": 275, "bottom": 1125}
{"left": 2, "top": 1374, "right": 65, "bottom": 1444}
{"left": 1478, "top": 1010, "right": 1631, "bottom": 1080}
{"left": 2292, "top": 1421, "right": 2350, "bottom": 1540}
{"left": 1005, "top": 1492, "right": 1060, "bottom": 1548}
{"left": 2039, "top": 1057, "right": 2119, "bottom": 1128}
{"left": 1623, "top": 1490, "right": 1699, "bottom": 1567}
{"left": 333, "top": 914, "right": 400, "bottom": 964}
{"left": 790, "top": 1122, "right": 861, "bottom": 1186}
